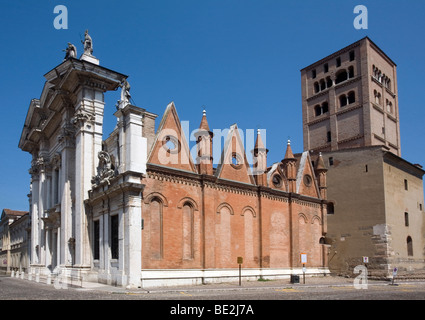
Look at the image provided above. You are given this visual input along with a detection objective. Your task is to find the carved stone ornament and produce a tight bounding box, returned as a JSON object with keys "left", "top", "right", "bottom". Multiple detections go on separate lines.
{"left": 71, "top": 109, "right": 95, "bottom": 127}
{"left": 29, "top": 155, "right": 48, "bottom": 177}
{"left": 57, "top": 121, "right": 76, "bottom": 147}
{"left": 91, "top": 151, "right": 116, "bottom": 186}
{"left": 51, "top": 153, "right": 62, "bottom": 169}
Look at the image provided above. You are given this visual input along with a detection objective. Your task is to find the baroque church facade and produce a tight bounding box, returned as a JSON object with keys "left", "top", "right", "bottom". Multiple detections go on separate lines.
{"left": 18, "top": 34, "right": 329, "bottom": 288}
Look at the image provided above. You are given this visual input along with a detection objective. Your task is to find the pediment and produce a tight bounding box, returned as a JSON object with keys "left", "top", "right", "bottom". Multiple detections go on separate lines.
{"left": 147, "top": 102, "right": 197, "bottom": 173}
{"left": 296, "top": 152, "right": 320, "bottom": 198}
{"left": 215, "top": 124, "right": 255, "bottom": 185}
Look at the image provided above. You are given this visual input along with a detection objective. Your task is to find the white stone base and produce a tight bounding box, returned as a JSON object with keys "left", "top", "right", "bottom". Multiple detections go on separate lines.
{"left": 140, "top": 268, "right": 330, "bottom": 288}
{"left": 80, "top": 53, "right": 99, "bottom": 65}
{"left": 23, "top": 266, "right": 330, "bottom": 288}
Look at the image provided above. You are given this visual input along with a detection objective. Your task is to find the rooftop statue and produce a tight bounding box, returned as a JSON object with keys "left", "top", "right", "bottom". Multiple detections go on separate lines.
{"left": 81, "top": 29, "right": 93, "bottom": 55}
{"left": 117, "top": 79, "right": 131, "bottom": 109}
{"left": 63, "top": 42, "right": 77, "bottom": 60}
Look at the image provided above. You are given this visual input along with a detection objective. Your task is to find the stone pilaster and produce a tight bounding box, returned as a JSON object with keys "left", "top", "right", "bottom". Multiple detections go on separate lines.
{"left": 29, "top": 160, "right": 40, "bottom": 265}
{"left": 114, "top": 104, "right": 147, "bottom": 179}
{"left": 72, "top": 85, "right": 103, "bottom": 269}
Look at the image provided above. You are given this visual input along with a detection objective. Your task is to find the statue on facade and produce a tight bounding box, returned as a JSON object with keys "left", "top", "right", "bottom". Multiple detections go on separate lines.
{"left": 117, "top": 79, "right": 131, "bottom": 109}
{"left": 91, "top": 151, "right": 116, "bottom": 186}
{"left": 63, "top": 42, "right": 77, "bottom": 60}
{"left": 81, "top": 29, "right": 93, "bottom": 56}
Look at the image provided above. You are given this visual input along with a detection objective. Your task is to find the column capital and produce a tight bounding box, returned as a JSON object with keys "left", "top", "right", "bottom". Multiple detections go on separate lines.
{"left": 71, "top": 109, "right": 95, "bottom": 128}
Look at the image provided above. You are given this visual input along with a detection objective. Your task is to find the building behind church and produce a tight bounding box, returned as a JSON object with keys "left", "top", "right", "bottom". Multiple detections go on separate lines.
{"left": 301, "top": 37, "right": 425, "bottom": 278}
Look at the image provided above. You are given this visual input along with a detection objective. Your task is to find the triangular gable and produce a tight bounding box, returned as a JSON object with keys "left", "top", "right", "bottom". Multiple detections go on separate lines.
{"left": 147, "top": 102, "right": 197, "bottom": 173}
{"left": 296, "top": 152, "right": 321, "bottom": 198}
{"left": 267, "top": 163, "right": 288, "bottom": 191}
{"left": 215, "top": 124, "right": 255, "bottom": 185}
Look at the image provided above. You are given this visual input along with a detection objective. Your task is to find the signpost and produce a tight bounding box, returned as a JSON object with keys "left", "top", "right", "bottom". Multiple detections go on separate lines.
{"left": 300, "top": 253, "right": 307, "bottom": 284}
{"left": 237, "top": 257, "right": 243, "bottom": 286}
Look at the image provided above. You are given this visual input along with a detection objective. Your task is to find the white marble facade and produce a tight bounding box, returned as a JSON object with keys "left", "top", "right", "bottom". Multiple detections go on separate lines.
{"left": 19, "top": 45, "right": 149, "bottom": 288}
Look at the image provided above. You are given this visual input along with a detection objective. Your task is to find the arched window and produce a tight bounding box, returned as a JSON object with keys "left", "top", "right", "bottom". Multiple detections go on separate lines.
{"left": 150, "top": 198, "right": 163, "bottom": 260}
{"left": 339, "top": 94, "right": 347, "bottom": 107}
{"left": 216, "top": 203, "right": 233, "bottom": 266}
{"left": 314, "top": 82, "right": 319, "bottom": 94}
{"left": 386, "top": 100, "right": 393, "bottom": 113}
{"left": 182, "top": 203, "right": 194, "bottom": 260}
{"left": 407, "top": 236, "right": 413, "bottom": 256}
{"left": 322, "top": 102, "right": 329, "bottom": 114}
{"left": 314, "top": 102, "right": 329, "bottom": 117}
{"left": 320, "top": 79, "right": 326, "bottom": 91}
{"left": 348, "top": 66, "right": 354, "bottom": 78}
{"left": 327, "top": 202, "right": 335, "bottom": 215}
{"left": 335, "top": 70, "right": 348, "bottom": 84}
{"left": 374, "top": 90, "right": 381, "bottom": 105}
{"left": 348, "top": 91, "right": 355, "bottom": 104}
{"left": 326, "top": 76, "right": 333, "bottom": 88}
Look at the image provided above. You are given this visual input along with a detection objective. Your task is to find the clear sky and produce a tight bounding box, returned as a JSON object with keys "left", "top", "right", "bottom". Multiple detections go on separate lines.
{"left": 1, "top": 0, "right": 424, "bottom": 211}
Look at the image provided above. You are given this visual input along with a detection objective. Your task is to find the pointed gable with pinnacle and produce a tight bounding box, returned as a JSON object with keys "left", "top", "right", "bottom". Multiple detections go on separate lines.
{"left": 215, "top": 124, "right": 255, "bottom": 185}
{"left": 147, "top": 102, "right": 197, "bottom": 173}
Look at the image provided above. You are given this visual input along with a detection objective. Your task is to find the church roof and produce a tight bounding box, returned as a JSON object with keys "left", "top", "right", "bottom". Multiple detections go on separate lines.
{"left": 1, "top": 209, "right": 29, "bottom": 222}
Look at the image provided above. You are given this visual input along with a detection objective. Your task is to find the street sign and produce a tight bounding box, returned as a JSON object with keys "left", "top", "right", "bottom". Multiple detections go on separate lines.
{"left": 300, "top": 253, "right": 307, "bottom": 264}
{"left": 237, "top": 257, "right": 243, "bottom": 264}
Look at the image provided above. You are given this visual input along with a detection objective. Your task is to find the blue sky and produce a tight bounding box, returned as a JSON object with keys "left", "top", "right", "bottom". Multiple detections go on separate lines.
{"left": 1, "top": 0, "right": 424, "bottom": 211}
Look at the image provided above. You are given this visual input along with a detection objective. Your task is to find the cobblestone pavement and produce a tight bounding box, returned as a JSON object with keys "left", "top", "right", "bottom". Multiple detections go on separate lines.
{"left": 2, "top": 274, "right": 425, "bottom": 300}
{"left": 2, "top": 274, "right": 425, "bottom": 319}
